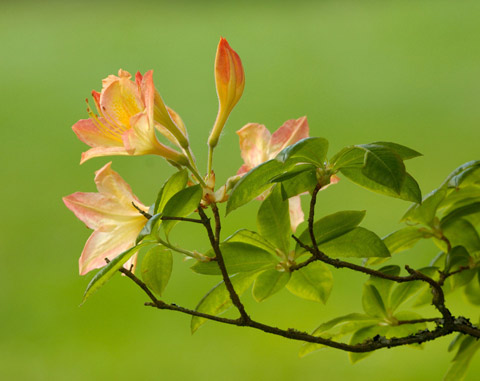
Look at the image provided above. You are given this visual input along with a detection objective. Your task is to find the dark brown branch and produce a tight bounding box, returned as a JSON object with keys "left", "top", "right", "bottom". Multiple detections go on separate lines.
{"left": 396, "top": 318, "right": 442, "bottom": 326}
{"left": 289, "top": 255, "right": 317, "bottom": 272}
{"left": 160, "top": 216, "right": 204, "bottom": 224}
{"left": 117, "top": 258, "right": 480, "bottom": 354}
{"left": 197, "top": 205, "right": 250, "bottom": 323}
{"left": 307, "top": 184, "right": 322, "bottom": 250}
{"left": 438, "top": 265, "right": 471, "bottom": 286}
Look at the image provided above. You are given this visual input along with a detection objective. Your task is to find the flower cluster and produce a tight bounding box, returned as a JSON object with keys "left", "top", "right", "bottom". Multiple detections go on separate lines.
{"left": 64, "top": 38, "right": 337, "bottom": 275}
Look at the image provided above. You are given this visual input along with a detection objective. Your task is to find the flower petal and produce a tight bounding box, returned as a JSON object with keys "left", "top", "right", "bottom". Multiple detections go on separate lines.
{"left": 288, "top": 196, "right": 305, "bottom": 233}
{"left": 80, "top": 146, "right": 129, "bottom": 164}
{"left": 93, "top": 162, "right": 146, "bottom": 211}
{"left": 236, "top": 123, "right": 271, "bottom": 173}
{"left": 73, "top": 119, "right": 124, "bottom": 148}
{"left": 100, "top": 70, "right": 143, "bottom": 129}
{"left": 63, "top": 192, "right": 141, "bottom": 231}
{"left": 78, "top": 222, "right": 144, "bottom": 275}
{"left": 268, "top": 116, "right": 309, "bottom": 157}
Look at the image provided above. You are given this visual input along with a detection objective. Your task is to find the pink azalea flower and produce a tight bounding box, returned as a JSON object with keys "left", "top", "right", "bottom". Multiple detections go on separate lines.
{"left": 73, "top": 70, "right": 188, "bottom": 165}
{"left": 236, "top": 117, "right": 310, "bottom": 232}
{"left": 63, "top": 162, "right": 149, "bottom": 275}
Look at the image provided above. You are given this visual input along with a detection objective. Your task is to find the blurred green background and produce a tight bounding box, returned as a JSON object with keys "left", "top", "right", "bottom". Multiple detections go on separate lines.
{"left": 1, "top": 0, "right": 480, "bottom": 379}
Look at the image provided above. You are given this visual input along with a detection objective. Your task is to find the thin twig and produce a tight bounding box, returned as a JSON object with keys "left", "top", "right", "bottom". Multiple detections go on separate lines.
{"left": 160, "top": 216, "right": 204, "bottom": 224}
{"left": 197, "top": 206, "right": 250, "bottom": 322}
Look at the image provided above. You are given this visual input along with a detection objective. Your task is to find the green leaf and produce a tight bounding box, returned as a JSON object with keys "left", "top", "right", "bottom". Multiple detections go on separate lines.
{"left": 441, "top": 202, "right": 480, "bottom": 228}
{"left": 227, "top": 160, "right": 286, "bottom": 214}
{"left": 340, "top": 168, "right": 421, "bottom": 203}
{"left": 365, "top": 265, "right": 400, "bottom": 310}
{"left": 318, "top": 227, "right": 390, "bottom": 259}
{"left": 443, "top": 220, "right": 480, "bottom": 255}
{"left": 225, "top": 229, "right": 277, "bottom": 255}
{"left": 362, "top": 284, "right": 387, "bottom": 318}
{"left": 388, "top": 311, "right": 427, "bottom": 347}
{"left": 82, "top": 243, "right": 150, "bottom": 303}
{"left": 278, "top": 168, "right": 318, "bottom": 199}
{"left": 330, "top": 146, "right": 365, "bottom": 170}
{"left": 190, "top": 242, "right": 278, "bottom": 275}
{"left": 358, "top": 144, "right": 406, "bottom": 193}
{"left": 464, "top": 270, "right": 480, "bottom": 305}
{"left": 440, "top": 186, "right": 480, "bottom": 211}
{"left": 275, "top": 137, "right": 329, "bottom": 167}
{"left": 162, "top": 184, "right": 202, "bottom": 236}
{"left": 444, "top": 336, "right": 480, "bottom": 381}
{"left": 286, "top": 261, "right": 333, "bottom": 303}
{"left": 269, "top": 164, "right": 316, "bottom": 182}
{"left": 444, "top": 160, "right": 480, "bottom": 189}
{"left": 300, "top": 313, "right": 379, "bottom": 357}
{"left": 295, "top": 210, "right": 366, "bottom": 256}
{"left": 136, "top": 213, "right": 163, "bottom": 244}
{"left": 349, "top": 325, "right": 388, "bottom": 363}
{"left": 154, "top": 169, "right": 188, "bottom": 214}
{"left": 370, "top": 142, "right": 422, "bottom": 160}
{"left": 391, "top": 267, "right": 437, "bottom": 311}
{"left": 141, "top": 245, "right": 173, "bottom": 297}
{"left": 402, "top": 188, "right": 447, "bottom": 226}
{"left": 191, "top": 271, "right": 259, "bottom": 333}
{"left": 383, "top": 227, "right": 427, "bottom": 255}
{"left": 445, "top": 246, "right": 470, "bottom": 273}
{"left": 257, "top": 185, "right": 291, "bottom": 255}
{"left": 252, "top": 269, "right": 290, "bottom": 302}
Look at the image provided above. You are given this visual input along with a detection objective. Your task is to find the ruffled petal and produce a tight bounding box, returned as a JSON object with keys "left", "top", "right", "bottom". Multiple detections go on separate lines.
{"left": 268, "top": 116, "right": 309, "bottom": 157}
{"left": 236, "top": 123, "right": 271, "bottom": 172}
{"left": 288, "top": 196, "right": 305, "bottom": 233}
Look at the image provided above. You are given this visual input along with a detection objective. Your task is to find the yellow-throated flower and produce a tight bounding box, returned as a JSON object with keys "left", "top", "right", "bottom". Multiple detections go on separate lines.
{"left": 73, "top": 70, "right": 188, "bottom": 165}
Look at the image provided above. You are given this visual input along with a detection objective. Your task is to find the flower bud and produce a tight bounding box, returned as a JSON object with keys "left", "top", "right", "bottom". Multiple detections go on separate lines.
{"left": 208, "top": 37, "right": 245, "bottom": 148}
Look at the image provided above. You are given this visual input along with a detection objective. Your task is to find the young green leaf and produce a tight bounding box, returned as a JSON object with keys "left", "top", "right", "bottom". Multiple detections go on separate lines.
{"left": 365, "top": 265, "right": 400, "bottom": 309}
{"left": 141, "top": 245, "right": 173, "bottom": 297}
{"left": 318, "top": 227, "right": 390, "bottom": 259}
{"left": 275, "top": 137, "right": 329, "bottom": 167}
{"left": 252, "top": 269, "right": 290, "bottom": 302}
{"left": 190, "top": 242, "right": 278, "bottom": 275}
{"left": 191, "top": 271, "right": 259, "bottom": 333}
{"left": 154, "top": 169, "right": 188, "bottom": 214}
{"left": 440, "top": 202, "right": 480, "bottom": 228}
{"left": 390, "top": 266, "right": 437, "bottom": 311}
{"left": 362, "top": 284, "right": 387, "bottom": 318}
{"left": 295, "top": 210, "right": 366, "bottom": 256}
{"left": 82, "top": 243, "right": 150, "bottom": 303}
{"left": 162, "top": 184, "right": 202, "bottom": 236}
{"left": 227, "top": 159, "right": 286, "bottom": 214}
{"left": 340, "top": 168, "right": 421, "bottom": 203}
{"left": 257, "top": 185, "right": 291, "bottom": 255}
{"left": 382, "top": 227, "right": 427, "bottom": 255}
{"left": 286, "top": 261, "right": 333, "bottom": 303}
{"left": 358, "top": 144, "right": 406, "bottom": 194}
{"left": 444, "top": 160, "right": 480, "bottom": 189}
{"left": 402, "top": 188, "right": 447, "bottom": 226}
{"left": 225, "top": 229, "right": 277, "bottom": 255}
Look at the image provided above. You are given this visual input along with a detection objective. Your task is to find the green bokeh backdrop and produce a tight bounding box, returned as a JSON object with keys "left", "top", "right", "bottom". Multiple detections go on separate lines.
{"left": 1, "top": 0, "right": 480, "bottom": 379}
